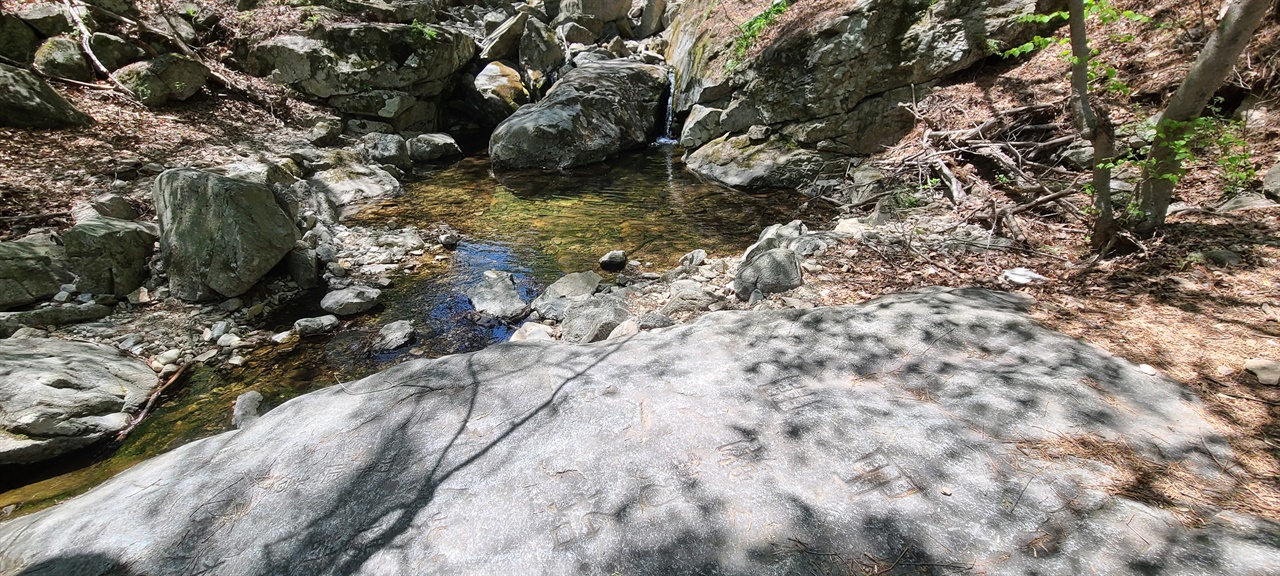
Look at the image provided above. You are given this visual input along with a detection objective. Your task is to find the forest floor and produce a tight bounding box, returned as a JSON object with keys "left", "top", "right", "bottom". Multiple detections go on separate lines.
{"left": 1, "top": 0, "right": 1277, "bottom": 525}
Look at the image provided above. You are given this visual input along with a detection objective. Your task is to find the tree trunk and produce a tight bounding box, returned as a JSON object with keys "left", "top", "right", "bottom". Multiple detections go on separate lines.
{"left": 1067, "top": 0, "right": 1118, "bottom": 252}
{"left": 1136, "top": 0, "right": 1271, "bottom": 235}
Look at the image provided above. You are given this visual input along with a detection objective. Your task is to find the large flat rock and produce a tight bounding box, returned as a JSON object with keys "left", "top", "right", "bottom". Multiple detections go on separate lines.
{"left": 0, "top": 339, "right": 157, "bottom": 465}
{"left": 1, "top": 288, "right": 1277, "bottom": 574}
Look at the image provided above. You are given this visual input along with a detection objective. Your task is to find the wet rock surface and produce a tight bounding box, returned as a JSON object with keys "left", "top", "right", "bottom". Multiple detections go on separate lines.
{"left": 2, "top": 288, "right": 1276, "bottom": 574}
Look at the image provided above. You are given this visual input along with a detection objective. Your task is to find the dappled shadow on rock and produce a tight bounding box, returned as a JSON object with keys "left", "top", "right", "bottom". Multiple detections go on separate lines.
{"left": 1, "top": 287, "right": 1277, "bottom": 575}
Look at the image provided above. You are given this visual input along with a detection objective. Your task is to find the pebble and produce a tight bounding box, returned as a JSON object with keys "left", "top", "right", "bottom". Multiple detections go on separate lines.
{"left": 219, "top": 298, "right": 243, "bottom": 312}
{"left": 157, "top": 349, "right": 182, "bottom": 365}
{"left": 160, "top": 364, "right": 180, "bottom": 378}
{"left": 270, "top": 331, "right": 293, "bottom": 343}
{"left": 217, "top": 333, "right": 242, "bottom": 347}
{"left": 1139, "top": 364, "right": 1158, "bottom": 376}
{"left": 227, "top": 355, "right": 246, "bottom": 367}
{"left": 1244, "top": 358, "right": 1280, "bottom": 385}
{"left": 193, "top": 349, "right": 218, "bottom": 363}
{"left": 211, "top": 320, "right": 234, "bottom": 339}
{"left": 53, "top": 291, "right": 71, "bottom": 302}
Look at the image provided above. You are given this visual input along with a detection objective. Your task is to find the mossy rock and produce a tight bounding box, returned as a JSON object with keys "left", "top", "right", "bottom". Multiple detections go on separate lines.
{"left": 33, "top": 37, "right": 92, "bottom": 83}
{"left": 113, "top": 54, "right": 210, "bottom": 107}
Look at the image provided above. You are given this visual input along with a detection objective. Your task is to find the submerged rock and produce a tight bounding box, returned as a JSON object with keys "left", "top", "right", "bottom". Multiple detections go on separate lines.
{"left": 0, "top": 338, "right": 156, "bottom": 464}
{"left": 373, "top": 320, "right": 415, "bottom": 351}
{"left": 320, "top": 286, "right": 382, "bottom": 316}
{"left": 465, "top": 270, "right": 526, "bottom": 320}
{"left": 2, "top": 288, "right": 1273, "bottom": 574}
{"left": 490, "top": 61, "right": 668, "bottom": 170}
{"left": 294, "top": 314, "right": 340, "bottom": 336}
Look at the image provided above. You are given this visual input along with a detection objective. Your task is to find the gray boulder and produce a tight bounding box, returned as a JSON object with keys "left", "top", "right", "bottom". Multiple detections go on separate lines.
{"left": 306, "top": 162, "right": 402, "bottom": 221}
{"left": 84, "top": 193, "right": 138, "bottom": 220}
{"left": 636, "top": 0, "right": 667, "bottom": 38}
{"left": 62, "top": 217, "right": 158, "bottom": 296}
{"left": 329, "top": 89, "right": 417, "bottom": 120}
{"left": 531, "top": 270, "right": 601, "bottom": 321}
{"left": 113, "top": 54, "right": 209, "bottom": 107}
{"left": 0, "top": 338, "right": 156, "bottom": 464}
{"left": 294, "top": 314, "right": 340, "bottom": 336}
{"left": 407, "top": 133, "right": 462, "bottom": 162}
{"left": 87, "top": 33, "right": 144, "bottom": 71}
{"left": 733, "top": 248, "right": 802, "bottom": 300}
{"left": 685, "top": 133, "right": 827, "bottom": 189}
{"left": 0, "top": 15, "right": 40, "bottom": 64}
{"left": 491, "top": 61, "right": 668, "bottom": 170}
{"left": 557, "top": 21, "right": 597, "bottom": 44}
{"left": 479, "top": 12, "right": 527, "bottom": 61}
{"left": 560, "top": 0, "right": 630, "bottom": 22}
{"left": 245, "top": 23, "right": 475, "bottom": 133}
{"left": 33, "top": 36, "right": 92, "bottom": 83}
{"left": 373, "top": 320, "right": 415, "bottom": 351}
{"left": 0, "top": 63, "right": 92, "bottom": 128}
{"left": 465, "top": 270, "right": 526, "bottom": 320}
{"left": 153, "top": 169, "right": 300, "bottom": 301}
{"left": 0, "top": 303, "right": 113, "bottom": 337}
{"left": 462, "top": 61, "right": 529, "bottom": 127}
{"left": 517, "top": 16, "right": 565, "bottom": 97}
{"left": 658, "top": 279, "right": 722, "bottom": 316}
{"left": 678, "top": 104, "right": 723, "bottom": 149}
{"left": 285, "top": 246, "right": 320, "bottom": 289}
{"left": 666, "top": 0, "right": 1061, "bottom": 181}
{"left": 559, "top": 295, "right": 628, "bottom": 343}
{"left": 0, "top": 235, "right": 74, "bottom": 311}
{"left": 15, "top": 2, "right": 83, "bottom": 37}
{"left": 321, "top": 286, "right": 382, "bottom": 316}
{"left": 357, "top": 132, "right": 411, "bottom": 170}
{"left": 231, "top": 391, "right": 264, "bottom": 430}
{"left": 4, "top": 289, "right": 1271, "bottom": 575}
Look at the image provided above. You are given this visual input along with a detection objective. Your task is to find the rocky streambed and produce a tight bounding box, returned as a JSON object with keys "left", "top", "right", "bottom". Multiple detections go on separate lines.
{"left": 0, "top": 144, "right": 837, "bottom": 517}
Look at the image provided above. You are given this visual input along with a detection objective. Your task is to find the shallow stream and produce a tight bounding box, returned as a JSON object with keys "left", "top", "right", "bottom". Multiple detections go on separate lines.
{"left": 0, "top": 147, "right": 834, "bottom": 516}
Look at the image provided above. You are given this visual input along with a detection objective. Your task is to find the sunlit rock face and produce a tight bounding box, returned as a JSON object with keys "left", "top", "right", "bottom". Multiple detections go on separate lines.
{"left": 3, "top": 287, "right": 1277, "bottom": 575}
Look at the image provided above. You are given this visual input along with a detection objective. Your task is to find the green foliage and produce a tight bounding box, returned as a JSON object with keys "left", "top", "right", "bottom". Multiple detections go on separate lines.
{"left": 1214, "top": 121, "right": 1257, "bottom": 196}
{"left": 410, "top": 19, "right": 439, "bottom": 41}
{"left": 726, "top": 0, "right": 789, "bottom": 71}
{"left": 1000, "top": 0, "right": 1149, "bottom": 95}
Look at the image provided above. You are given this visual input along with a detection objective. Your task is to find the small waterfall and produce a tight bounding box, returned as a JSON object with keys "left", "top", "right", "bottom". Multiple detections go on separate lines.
{"left": 655, "top": 68, "right": 678, "bottom": 145}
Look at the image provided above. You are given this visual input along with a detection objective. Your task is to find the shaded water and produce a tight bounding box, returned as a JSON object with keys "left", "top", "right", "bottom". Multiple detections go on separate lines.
{"left": 0, "top": 147, "right": 833, "bottom": 516}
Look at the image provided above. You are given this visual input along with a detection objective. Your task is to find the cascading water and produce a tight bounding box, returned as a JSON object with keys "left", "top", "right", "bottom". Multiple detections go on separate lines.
{"left": 655, "top": 68, "right": 678, "bottom": 145}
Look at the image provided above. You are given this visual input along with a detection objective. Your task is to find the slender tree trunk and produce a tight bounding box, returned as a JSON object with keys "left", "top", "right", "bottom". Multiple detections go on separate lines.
{"left": 1067, "top": 0, "right": 1117, "bottom": 252}
{"left": 1136, "top": 0, "right": 1271, "bottom": 235}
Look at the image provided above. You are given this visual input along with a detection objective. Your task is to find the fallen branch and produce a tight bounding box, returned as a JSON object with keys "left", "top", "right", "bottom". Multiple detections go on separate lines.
{"left": 0, "top": 53, "right": 114, "bottom": 90}
{"left": 0, "top": 211, "right": 72, "bottom": 223}
{"left": 86, "top": 4, "right": 292, "bottom": 118}
{"left": 116, "top": 362, "right": 189, "bottom": 441}
{"left": 64, "top": 0, "right": 140, "bottom": 102}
